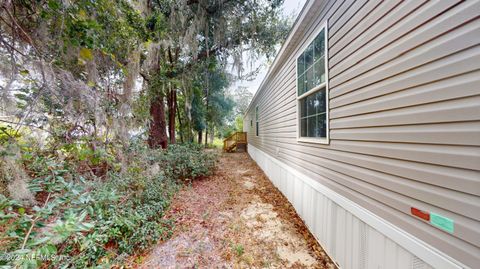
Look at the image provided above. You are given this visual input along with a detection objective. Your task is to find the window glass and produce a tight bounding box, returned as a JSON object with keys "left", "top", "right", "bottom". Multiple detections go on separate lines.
{"left": 315, "top": 90, "right": 326, "bottom": 112}
{"left": 305, "top": 67, "right": 313, "bottom": 94}
{"left": 307, "top": 115, "right": 317, "bottom": 137}
{"left": 298, "top": 74, "right": 305, "bottom": 96}
{"left": 300, "top": 97, "right": 307, "bottom": 117}
{"left": 297, "top": 54, "right": 304, "bottom": 75}
{"left": 314, "top": 56, "right": 325, "bottom": 85}
{"left": 317, "top": 113, "right": 327, "bottom": 138}
{"left": 299, "top": 87, "right": 327, "bottom": 138}
{"left": 306, "top": 93, "right": 316, "bottom": 115}
{"left": 255, "top": 106, "right": 259, "bottom": 136}
{"left": 305, "top": 44, "right": 313, "bottom": 68}
{"left": 297, "top": 27, "right": 327, "bottom": 140}
{"left": 297, "top": 29, "right": 326, "bottom": 96}
{"left": 301, "top": 118, "right": 307, "bottom": 137}
{"left": 314, "top": 30, "right": 325, "bottom": 61}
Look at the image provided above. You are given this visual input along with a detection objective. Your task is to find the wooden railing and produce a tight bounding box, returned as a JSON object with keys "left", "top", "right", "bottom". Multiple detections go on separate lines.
{"left": 223, "top": 132, "right": 247, "bottom": 152}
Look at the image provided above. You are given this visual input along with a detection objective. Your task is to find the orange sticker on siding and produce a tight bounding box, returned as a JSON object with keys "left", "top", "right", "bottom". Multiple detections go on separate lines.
{"left": 411, "top": 207, "right": 430, "bottom": 221}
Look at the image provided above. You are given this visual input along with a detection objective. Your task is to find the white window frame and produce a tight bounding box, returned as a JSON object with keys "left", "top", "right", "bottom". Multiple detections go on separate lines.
{"left": 296, "top": 21, "right": 329, "bottom": 144}
{"left": 255, "top": 106, "right": 259, "bottom": 137}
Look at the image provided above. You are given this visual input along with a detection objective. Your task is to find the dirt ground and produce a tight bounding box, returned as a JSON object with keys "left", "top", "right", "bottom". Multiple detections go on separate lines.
{"left": 137, "top": 151, "right": 335, "bottom": 269}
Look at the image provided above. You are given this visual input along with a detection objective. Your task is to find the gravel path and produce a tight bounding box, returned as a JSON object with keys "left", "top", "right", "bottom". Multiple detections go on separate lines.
{"left": 137, "top": 151, "right": 335, "bottom": 269}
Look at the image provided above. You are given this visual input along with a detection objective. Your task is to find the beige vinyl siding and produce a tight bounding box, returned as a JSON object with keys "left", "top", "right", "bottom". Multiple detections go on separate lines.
{"left": 245, "top": 0, "right": 480, "bottom": 267}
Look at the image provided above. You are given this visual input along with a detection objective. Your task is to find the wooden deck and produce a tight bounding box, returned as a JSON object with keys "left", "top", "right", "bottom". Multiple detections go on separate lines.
{"left": 223, "top": 132, "right": 247, "bottom": 152}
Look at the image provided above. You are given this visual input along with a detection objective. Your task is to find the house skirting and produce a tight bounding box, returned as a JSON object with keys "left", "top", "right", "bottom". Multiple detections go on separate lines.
{"left": 247, "top": 144, "right": 465, "bottom": 269}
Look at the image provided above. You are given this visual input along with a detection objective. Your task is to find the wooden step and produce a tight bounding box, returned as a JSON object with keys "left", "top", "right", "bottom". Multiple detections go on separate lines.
{"left": 223, "top": 132, "right": 248, "bottom": 153}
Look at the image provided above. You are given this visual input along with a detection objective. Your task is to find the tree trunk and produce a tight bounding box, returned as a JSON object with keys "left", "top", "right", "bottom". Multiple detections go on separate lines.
{"left": 204, "top": 127, "right": 208, "bottom": 147}
{"left": 148, "top": 95, "right": 168, "bottom": 149}
{"left": 204, "top": 22, "right": 210, "bottom": 148}
{"left": 209, "top": 125, "right": 214, "bottom": 144}
{"left": 198, "top": 130, "right": 203, "bottom": 144}
{"left": 176, "top": 96, "right": 184, "bottom": 143}
{"left": 167, "top": 86, "right": 176, "bottom": 144}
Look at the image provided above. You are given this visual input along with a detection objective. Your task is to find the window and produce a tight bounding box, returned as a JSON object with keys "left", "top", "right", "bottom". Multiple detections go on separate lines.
{"left": 297, "top": 25, "right": 328, "bottom": 143}
{"left": 255, "top": 106, "right": 259, "bottom": 136}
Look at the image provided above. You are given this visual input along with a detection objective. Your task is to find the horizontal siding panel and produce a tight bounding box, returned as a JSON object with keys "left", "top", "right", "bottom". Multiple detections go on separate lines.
{"left": 330, "top": 0, "right": 466, "bottom": 79}
{"left": 250, "top": 135, "right": 297, "bottom": 142}
{"left": 329, "top": 140, "right": 480, "bottom": 171}
{"left": 260, "top": 94, "right": 296, "bottom": 118}
{"left": 330, "top": 70, "right": 480, "bottom": 119}
{"left": 330, "top": 45, "right": 480, "bottom": 108}
{"left": 269, "top": 147, "right": 480, "bottom": 245}
{"left": 330, "top": 19, "right": 480, "bottom": 96}
{"left": 258, "top": 136, "right": 480, "bottom": 170}
{"left": 258, "top": 94, "right": 295, "bottom": 124}
{"left": 330, "top": 96, "right": 480, "bottom": 129}
{"left": 261, "top": 100, "right": 296, "bottom": 121}
{"left": 329, "top": 0, "right": 412, "bottom": 63}
{"left": 261, "top": 114, "right": 297, "bottom": 131}
{"left": 328, "top": 0, "right": 368, "bottom": 38}
{"left": 292, "top": 153, "right": 480, "bottom": 223}
{"left": 245, "top": 1, "right": 480, "bottom": 267}
{"left": 258, "top": 66, "right": 296, "bottom": 103}
{"left": 259, "top": 96, "right": 296, "bottom": 124}
{"left": 310, "top": 168, "right": 480, "bottom": 267}
{"left": 328, "top": 0, "right": 358, "bottom": 30}
{"left": 261, "top": 139, "right": 480, "bottom": 197}
{"left": 261, "top": 125, "right": 296, "bottom": 134}
{"left": 261, "top": 104, "right": 296, "bottom": 126}
{"left": 256, "top": 144, "right": 480, "bottom": 268}
{"left": 331, "top": 122, "right": 480, "bottom": 146}
{"left": 255, "top": 64, "right": 296, "bottom": 111}
{"left": 320, "top": 0, "right": 344, "bottom": 32}
{"left": 329, "top": 0, "right": 383, "bottom": 46}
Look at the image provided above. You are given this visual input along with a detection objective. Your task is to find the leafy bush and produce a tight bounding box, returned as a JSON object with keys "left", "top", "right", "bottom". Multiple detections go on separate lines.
{"left": 0, "top": 142, "right": 217, "bottom": 268}
{"left": 0, "top": 126, "right": 21, "bottom": 145}
{"left": 159, "top": 143, "right": 218, "bottom": 181}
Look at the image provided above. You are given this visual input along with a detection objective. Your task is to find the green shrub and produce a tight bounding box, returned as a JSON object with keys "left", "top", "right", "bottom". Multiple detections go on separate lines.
{"left": 159, "top": 143, "right": 217, "bottom": 181}
{"left": 0, "top": 142, "right": 217, "bottom": 268}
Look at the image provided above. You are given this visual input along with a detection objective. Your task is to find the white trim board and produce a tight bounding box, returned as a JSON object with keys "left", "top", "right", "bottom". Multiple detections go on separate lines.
{"left": 247, "top": 144, "right": 466, "bottom": 269}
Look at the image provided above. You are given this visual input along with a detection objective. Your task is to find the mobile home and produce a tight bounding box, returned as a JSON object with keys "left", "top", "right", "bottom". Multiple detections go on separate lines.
{"left": 244, "top": 0, "right": 480, "bottom": 268}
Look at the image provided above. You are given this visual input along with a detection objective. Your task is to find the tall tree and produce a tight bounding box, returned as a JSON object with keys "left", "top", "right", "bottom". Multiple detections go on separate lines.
{"left": 142, "top": 0, "right": 289, "bottom": 147}
{"left": 0, "top": 0, "right": 149, "bottom": 149}
{"left": 231, "top": 87, "right": 254, "bottom": 116}
{"left": 0, "top": 0, "right": 290, "bottom": 151}
{"left": 230, "top": 86, "right": 253, "bottom": 132}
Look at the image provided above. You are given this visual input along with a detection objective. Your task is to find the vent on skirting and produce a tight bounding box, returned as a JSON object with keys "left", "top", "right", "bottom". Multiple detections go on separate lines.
{"left": 412, "top": 256, "right": 429, "bottom": 269}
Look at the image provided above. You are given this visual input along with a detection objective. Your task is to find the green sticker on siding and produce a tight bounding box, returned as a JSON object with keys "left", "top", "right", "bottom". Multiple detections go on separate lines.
{"left": 430, "top": 213, "right": 454, "bottom": 234}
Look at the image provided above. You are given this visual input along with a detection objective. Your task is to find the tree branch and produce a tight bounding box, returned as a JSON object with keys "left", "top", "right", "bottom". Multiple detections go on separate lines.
{"left": 1, "top": 4, "right": 41, "bottom": 56}
{"left": 0, "top": 30, "right": 26, "bottom": 57}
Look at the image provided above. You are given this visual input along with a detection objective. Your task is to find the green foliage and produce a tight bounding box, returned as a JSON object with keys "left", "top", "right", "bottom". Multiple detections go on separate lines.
{"left": 0, "top": 0, "right": 287, "bottom": 267}
{"left": 159, "top": 144, "right": 218, "bottom": 181}
{"left": 233, "top": 243, "right": 245, "bottom": 257}
{"left": 211, "top": 138, "right": 224, "bottom": 149}
{"left": 46, "top": 0, "right": 147, "bottom": 64}
{"left": 235, "top": 116, "right": 244, "bottom": 132}
{"left": 0, "top": 142, "right": 217, "bottom": 268}
{"left": 0, "top": 125, "right": 21, "bottom": 145}
{"left": 60, "top": 141, "right": 115, "bottom": 167}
